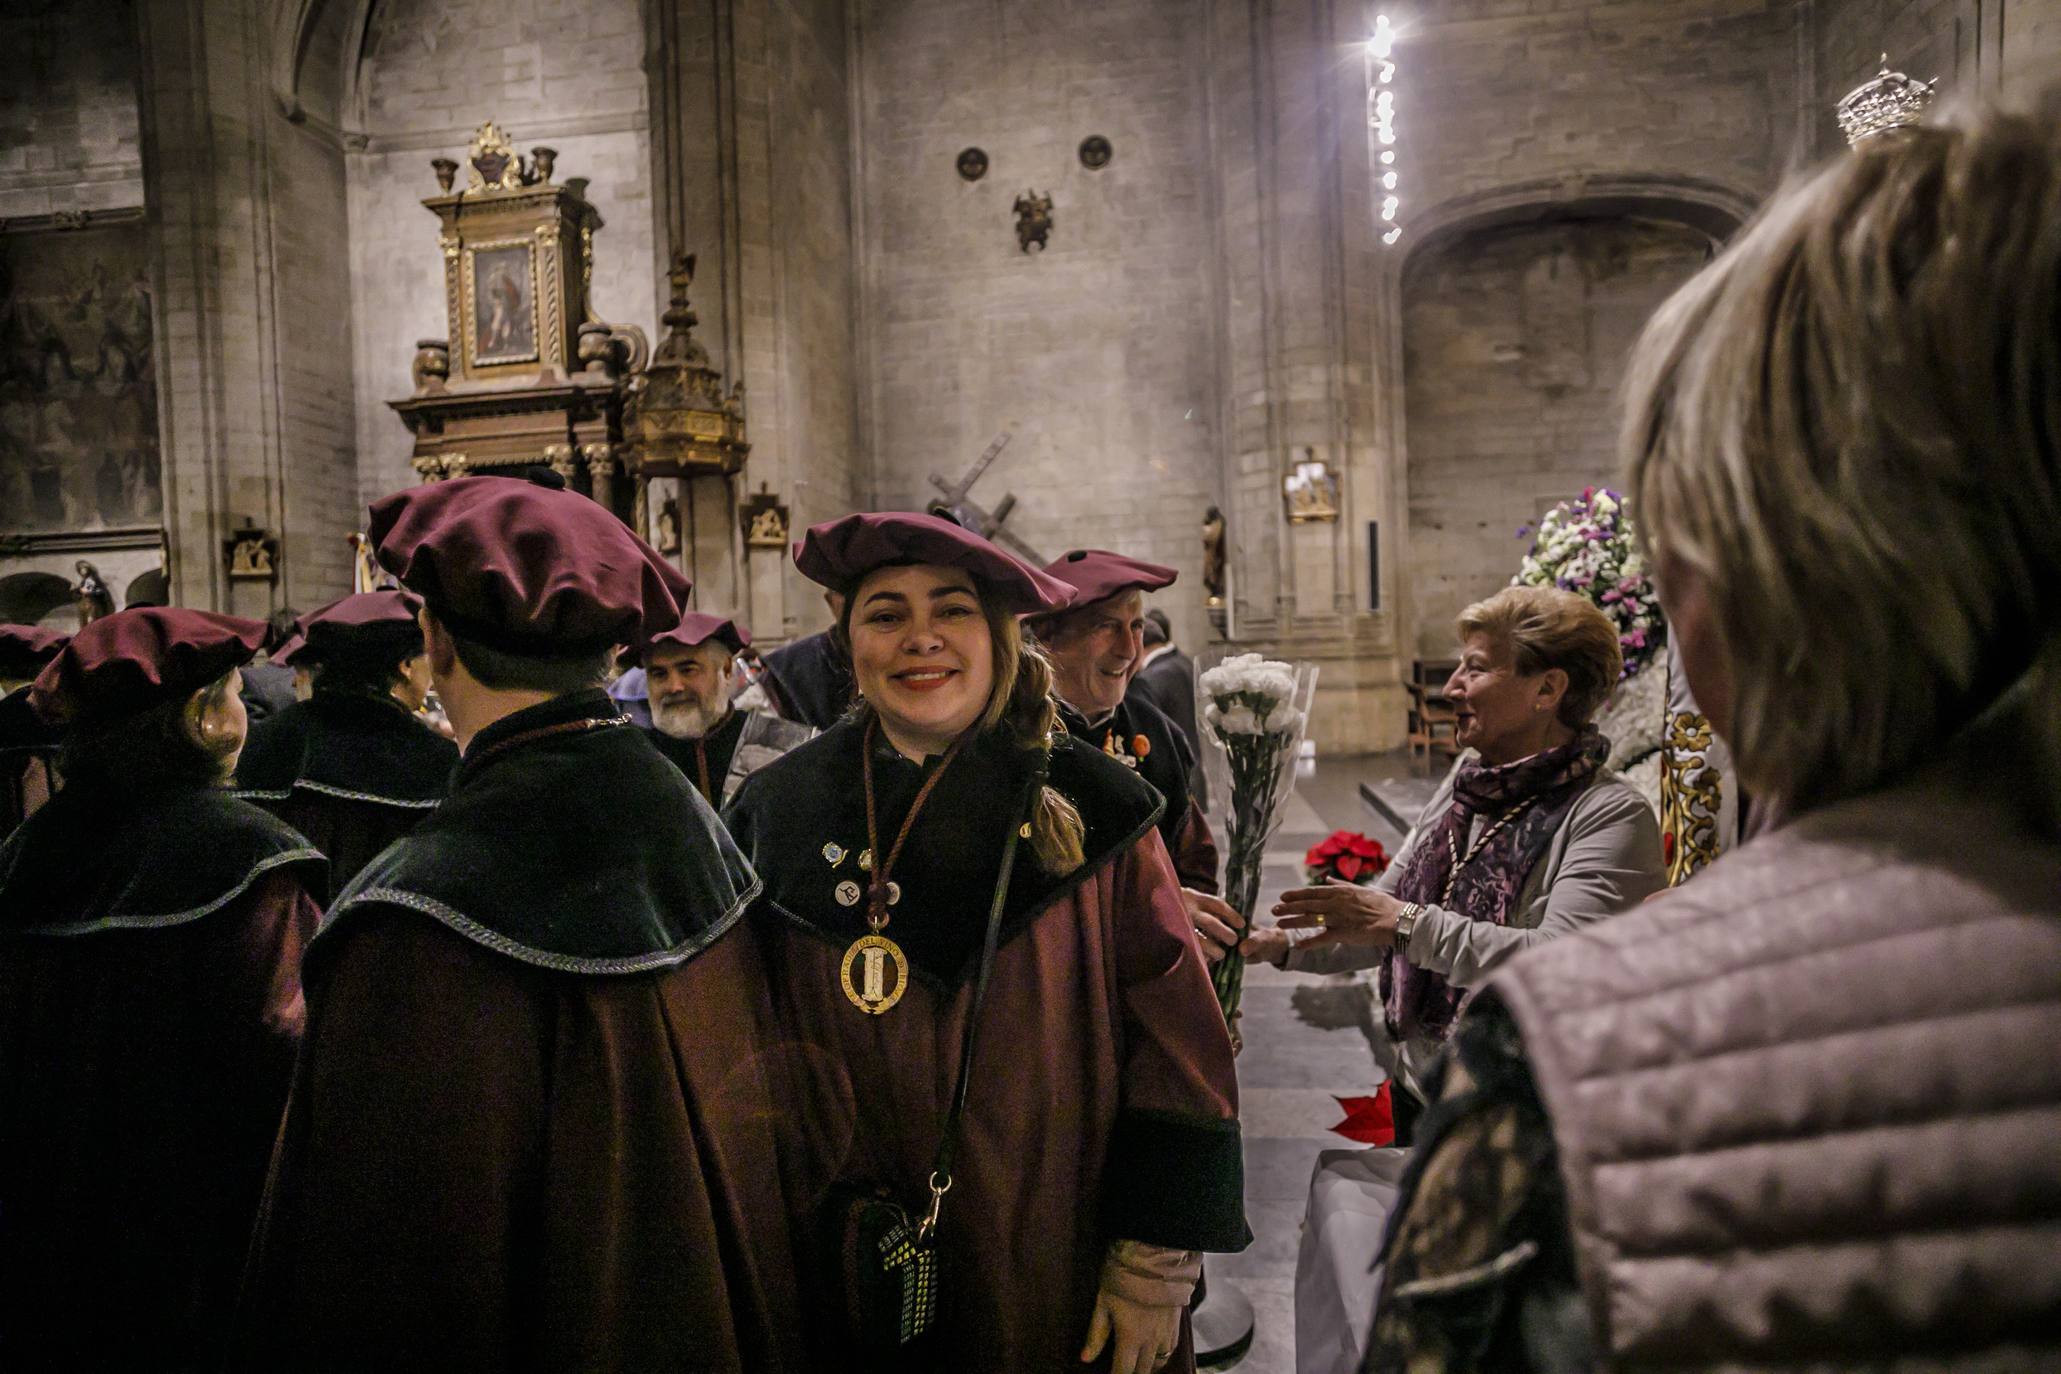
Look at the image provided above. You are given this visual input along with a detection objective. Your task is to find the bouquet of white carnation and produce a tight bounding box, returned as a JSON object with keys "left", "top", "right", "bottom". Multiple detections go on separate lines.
{"left": 1196, "top": 651, "right": 1319, "bottom": 1035}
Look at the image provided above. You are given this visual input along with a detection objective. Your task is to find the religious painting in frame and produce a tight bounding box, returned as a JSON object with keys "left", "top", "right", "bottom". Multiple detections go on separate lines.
{"left": 465, "top": 239, "right": 539, "bottom": 367}
{"left": 0, "top": 219, "right": 162, "bottom": 536}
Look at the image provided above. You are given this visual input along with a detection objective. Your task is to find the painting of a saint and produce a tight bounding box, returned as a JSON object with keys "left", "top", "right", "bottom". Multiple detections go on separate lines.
{"left": 471, "top": 244, "right": 536, "bottom": 364}
{"left": 0, "top": 223, "right": 161, "bottom": 536}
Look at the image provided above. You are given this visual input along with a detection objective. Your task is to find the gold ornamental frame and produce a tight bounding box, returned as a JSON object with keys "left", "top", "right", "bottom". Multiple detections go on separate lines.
{"left": 461, "top": 236, "right": 542, "bottom": 369}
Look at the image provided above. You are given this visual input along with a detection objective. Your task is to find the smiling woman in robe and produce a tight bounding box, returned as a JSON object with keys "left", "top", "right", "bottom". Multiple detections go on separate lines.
{"left": 723, "top": 511, "right": 1249, "bottom": 1374}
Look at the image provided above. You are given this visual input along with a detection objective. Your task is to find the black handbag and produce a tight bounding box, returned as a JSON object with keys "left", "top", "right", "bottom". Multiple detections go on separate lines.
{"left": 815, "top": 768, "right": 1039, "bottom": 1351}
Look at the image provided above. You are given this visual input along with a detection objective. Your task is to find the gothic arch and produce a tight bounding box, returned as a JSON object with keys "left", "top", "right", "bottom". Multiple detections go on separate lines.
{"left": 269, "top": 0, "right": 377, "bottom": 129}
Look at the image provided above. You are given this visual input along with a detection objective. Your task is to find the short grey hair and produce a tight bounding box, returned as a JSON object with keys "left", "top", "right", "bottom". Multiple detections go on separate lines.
{"left": 1622, "top": 92, "right": 2061, "bottom": 826}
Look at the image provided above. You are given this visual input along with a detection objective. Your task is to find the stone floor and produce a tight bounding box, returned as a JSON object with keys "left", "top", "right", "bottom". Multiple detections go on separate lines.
{"left": 1203, "top": 749, "right": 1420, "bottom": 1374}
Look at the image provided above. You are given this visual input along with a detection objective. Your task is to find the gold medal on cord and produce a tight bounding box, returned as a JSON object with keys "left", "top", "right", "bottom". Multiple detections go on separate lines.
{"left": 840, "top": 929, "right": 909, "bottom": 1015}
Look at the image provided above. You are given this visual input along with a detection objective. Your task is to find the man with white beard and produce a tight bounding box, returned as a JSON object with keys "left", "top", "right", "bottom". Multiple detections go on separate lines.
{"left": 643, "top": 612, "right": 814, "bottom": 807}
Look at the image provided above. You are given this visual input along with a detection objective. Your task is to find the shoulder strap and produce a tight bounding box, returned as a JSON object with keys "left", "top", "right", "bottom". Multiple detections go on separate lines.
{"left": 917, "top": 758, "right": 1043, "bottom": 1245}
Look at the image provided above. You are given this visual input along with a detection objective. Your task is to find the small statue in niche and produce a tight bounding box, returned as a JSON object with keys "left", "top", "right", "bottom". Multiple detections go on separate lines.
{"left": 73, "top": 560, "right": 115, "bottom": 627}
{"left": 1014, "top": 191, "right": 1054, "bottom": 253}
{"left": 656, "top": 497, "right": 681, "bottom": 555}
{"left": 740, "top": 484, "right": 790, "bottom": 549}
{"left": 1201, "top": 506, "right": 1226, "bottom": 607}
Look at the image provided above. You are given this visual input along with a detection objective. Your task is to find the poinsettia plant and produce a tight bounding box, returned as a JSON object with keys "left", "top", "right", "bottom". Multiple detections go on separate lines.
{"left": 1303, "top": 830, "right": 1389, "bottom": 886}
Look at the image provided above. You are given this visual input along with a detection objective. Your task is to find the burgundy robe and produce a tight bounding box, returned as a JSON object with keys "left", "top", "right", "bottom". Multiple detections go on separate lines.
{"left": 236, "top": 691, "right": 803, "bottom": 1372}
{"left": 725, "top": 723, "right": 1249, "bottom": 1373}
{"left": 233, "top": 690, "right": 458, "bottom": 890}
{"left": 0, "top": 780, "right": 325, "bottom": 1371}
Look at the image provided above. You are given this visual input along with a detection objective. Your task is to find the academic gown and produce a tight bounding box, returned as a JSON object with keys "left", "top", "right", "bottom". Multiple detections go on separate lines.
{"left": 233, "top": 689, "right": 459, "bottom": 890}
{"left": 236, "top": 690, "right": 804, "bottom": 1373}
{"left": 723, "top": 721, "right": 1249, "bottom": 1374}
{"left": 0, "top": 778, "right": 326, "bottom": 1371}
{"left": 0, "top": 686, "right": 62, "bottom": 843}
{"left": 1059, "top": 696, "right": 1221, "bottom": 893}
{"left": 760, "top": 628, "right": 853, "bottom": 729}
{"left": 646, "top": 705, "right": 748, "bottom": 806}
{"left": 1127, "top": 648, "right": 1209, "bottom": 812}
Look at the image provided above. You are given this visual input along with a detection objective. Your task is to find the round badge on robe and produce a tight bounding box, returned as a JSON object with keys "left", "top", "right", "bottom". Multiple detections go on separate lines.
{"left": 841, "top": 933, "right": 910, "bottom": 1015}
{"left": 835, "top": 880, "right": 862, "bottom": 907}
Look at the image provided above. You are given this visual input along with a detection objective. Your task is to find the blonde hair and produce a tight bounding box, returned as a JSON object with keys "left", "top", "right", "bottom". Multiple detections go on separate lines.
{"left": 835, "top": 573, "right": 1086, "bottom": 876}
{"left": 1622, "top": 98, "right": 2061, "bottom": 827}
{"left": 1457, "top": 585, "right": 1622, "bottom": 727}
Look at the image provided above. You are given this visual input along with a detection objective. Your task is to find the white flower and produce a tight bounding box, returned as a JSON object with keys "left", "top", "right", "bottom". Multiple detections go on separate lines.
{"left": 1217, "top": 705, "right": 1259, "bottom": 735}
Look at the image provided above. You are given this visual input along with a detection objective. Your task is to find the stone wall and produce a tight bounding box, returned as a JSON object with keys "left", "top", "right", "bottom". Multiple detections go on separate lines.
{"left": 345, "top": 0, "right": 658, "bottom": 509}
{"left": 0, "top": 0, "right": 145, "bottom": 218}
{"left": 1400, "top": 216, "right": 1710, "bottom": 658}
{"left": 1814, "top": 0, "right": 2061, "bottom": 154}
{"left": 1403, "top": 0, "right": 1805, "bottom": 226}
{"left": 851, "top": 0, "right": 1222, "bottom": 655}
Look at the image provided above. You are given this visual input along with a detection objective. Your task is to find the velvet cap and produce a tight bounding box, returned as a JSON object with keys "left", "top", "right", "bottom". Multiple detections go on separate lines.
{"left": 294, "top": 590, "right": 425, "bottom": 661}
{"left": 369, "top": 476, "right": 692, "bottom": 657}
{"left": 795, "top": 510, "right": 1072, "bottom": 615}
{"left": 29, "top": 607, "right": 266, "bottom": 726}
{"left": 646, "top": 611, "right": 750, "bottom": 659}
{"left": 0, "top": 623, "right": 70, "bottom": 681}
{"left": 1029, "top": 549, "right": 1179, "bottom": 624}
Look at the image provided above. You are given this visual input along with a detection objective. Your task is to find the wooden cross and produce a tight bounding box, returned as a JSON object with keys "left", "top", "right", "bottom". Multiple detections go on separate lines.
{"left": 927, "top": 432, "right": 1045, "bottom": 564}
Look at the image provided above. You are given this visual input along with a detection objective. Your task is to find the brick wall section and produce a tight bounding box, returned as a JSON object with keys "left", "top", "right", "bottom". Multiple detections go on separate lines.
{"left": 853, "top": 0, "right": 1221, "bottom": 651}
{"left": 1404, "top": 0, "right": 1804, "bottom": 215}
{"left": 0, "top": 0, "right": 145, "bottom": 216}
{"left": 1400, "top": 216, "right": 1708, "bottom": 658}
{"left": 347, "top": 0, "right": 657, "bottom": 509}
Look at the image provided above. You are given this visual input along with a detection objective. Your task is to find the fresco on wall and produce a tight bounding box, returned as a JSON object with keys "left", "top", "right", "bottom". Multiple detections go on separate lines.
{"left": 0, "top": 223, "right": 160, "bottom": 536}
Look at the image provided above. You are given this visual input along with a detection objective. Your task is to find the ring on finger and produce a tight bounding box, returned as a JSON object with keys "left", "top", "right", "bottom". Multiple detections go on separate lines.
{"left": 1313, "top": 914, "right": 1327, "bottom": 927}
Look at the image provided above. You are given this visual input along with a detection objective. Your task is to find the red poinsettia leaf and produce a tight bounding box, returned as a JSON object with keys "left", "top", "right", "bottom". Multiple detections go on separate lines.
{"left": 1330, "top": 1085, "right": 1394, "bottom": 1145}
{"left": 1335, "top": 855, "right": 1363, "bottom": 881}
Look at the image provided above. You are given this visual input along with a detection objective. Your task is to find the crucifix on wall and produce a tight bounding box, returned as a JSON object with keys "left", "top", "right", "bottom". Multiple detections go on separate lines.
{"left": 926, "top": 432, "right": 1045, "bottom": 564}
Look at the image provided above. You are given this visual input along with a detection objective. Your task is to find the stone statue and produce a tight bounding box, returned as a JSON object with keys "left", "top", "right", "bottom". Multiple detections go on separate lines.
{"left": 1201, "top": 506, "right": 1226, "bottom": 607}
{"left": 73, "top": 560, "right": 114, "bottom": 626}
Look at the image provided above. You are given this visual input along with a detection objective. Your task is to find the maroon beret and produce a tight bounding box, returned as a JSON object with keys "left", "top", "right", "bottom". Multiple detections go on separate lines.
{"left": 645, "top": 611, "right": 750, "bottom": 660}
{"left": 270, "top": 632, "right": 310, "bottom": 668}
{"left": 369, "top": 476, "right": 691, "bottom": 657}
{"left": 1034, "top": 550, "right": 1178, "bottom": 624}
{"left": 30, "top": 607, "right": 266, "bottom": 726}
{"left": 795, "top": 511, "right": 1071, "bottom": 616}
{"left": 295, "top": 591, "right": 425, "bottom": 658}
{"left": 0, "top": 623, "right": 70, "bottom": 681}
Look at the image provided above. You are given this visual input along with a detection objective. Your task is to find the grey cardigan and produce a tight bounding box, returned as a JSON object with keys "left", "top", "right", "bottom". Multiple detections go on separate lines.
{"left": 1284, "top": 758, "right": 1664, "bottom": 1097}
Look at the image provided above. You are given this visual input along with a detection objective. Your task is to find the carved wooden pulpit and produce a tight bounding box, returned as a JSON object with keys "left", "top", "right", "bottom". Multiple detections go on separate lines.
{"left": 389, "top": 121, "right": 645, "bottom": 517}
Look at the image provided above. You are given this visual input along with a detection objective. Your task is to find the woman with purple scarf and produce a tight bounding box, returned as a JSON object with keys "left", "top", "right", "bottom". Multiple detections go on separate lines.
{"left": 1242, "top": 584, "right": 1662, "bottom": 1374}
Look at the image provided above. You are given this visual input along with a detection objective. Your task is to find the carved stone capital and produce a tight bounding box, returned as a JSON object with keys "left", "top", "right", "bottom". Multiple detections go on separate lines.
{"left": 580, "top": 442, "right": 620, "bottom": 477}
{"left": 542, "top": 442, "right": 579, "bottom": 479}
{"left": 412, "top": 453, "right": 447, "bottom": 483}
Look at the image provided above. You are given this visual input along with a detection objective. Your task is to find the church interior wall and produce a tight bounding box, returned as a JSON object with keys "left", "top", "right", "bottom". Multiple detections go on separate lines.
{"left": 721, "top": 0, "right": 860, "bottom": 633}
{"left": 1399, "top": 215, "right": 1710, "bottom": 660}
{"left": 851, "top": 0, "right": 1224, "bottom": 657}
{"left": 0, "top": 0, "right": 160, "bottom": 609}
{"left": 343, "top": 0, "right": 660, "bottom": 512}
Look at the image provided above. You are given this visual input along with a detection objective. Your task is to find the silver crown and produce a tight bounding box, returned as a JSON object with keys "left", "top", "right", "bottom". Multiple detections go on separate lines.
{"left": 1836, "top": 55, "right": 1937, "bottom": 145}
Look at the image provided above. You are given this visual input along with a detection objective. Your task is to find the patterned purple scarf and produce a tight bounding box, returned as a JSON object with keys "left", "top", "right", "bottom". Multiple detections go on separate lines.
{"left": 1380, "top": 726, "right": 1610, "bottom": 1043}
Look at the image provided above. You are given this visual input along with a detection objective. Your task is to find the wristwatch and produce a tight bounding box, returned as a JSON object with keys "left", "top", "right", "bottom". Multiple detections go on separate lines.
{"left": 1394, "top": 901, "right": 1424, "bottom": 949}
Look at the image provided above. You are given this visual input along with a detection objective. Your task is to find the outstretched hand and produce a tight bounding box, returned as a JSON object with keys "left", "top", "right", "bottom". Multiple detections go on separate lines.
{"left": 1270, "top": 878, "right": 1403, "bottom": 952}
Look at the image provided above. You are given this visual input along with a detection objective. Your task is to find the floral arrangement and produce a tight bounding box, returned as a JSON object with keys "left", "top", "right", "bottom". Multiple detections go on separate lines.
{"left": 1303, "top": 831, "right": 1389, "bottom": 886}
{"left": 1197, "top": 652, "right": 1319, "bottom": 1034}
{"left": 1514, "top": 486, "right": 1663, "bottom": 679}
